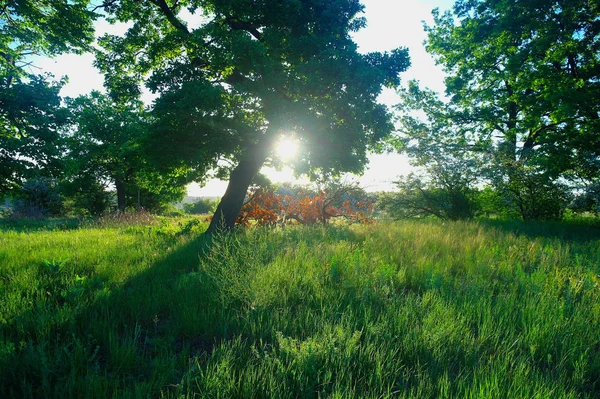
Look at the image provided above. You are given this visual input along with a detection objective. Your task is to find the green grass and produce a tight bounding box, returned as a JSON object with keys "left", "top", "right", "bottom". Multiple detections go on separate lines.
{"left": 1, "top": 218, "right": 599, "bottom": 398}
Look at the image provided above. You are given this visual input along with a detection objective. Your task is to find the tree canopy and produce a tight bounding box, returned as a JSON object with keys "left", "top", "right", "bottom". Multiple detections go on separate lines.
{"left": 0, "top": 0, "right": 97, "bottom": 196}
{"left": 66, "top": 91, "right": 190, "bottom": 213}
{"left": 424, "top": 0, "right": 599, "bottom": 178}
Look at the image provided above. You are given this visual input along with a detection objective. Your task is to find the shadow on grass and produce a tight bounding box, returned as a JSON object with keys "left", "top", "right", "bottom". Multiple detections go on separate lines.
{"left": 0, "top": 228, "right": 242, "bottom": 398}
{"left": 0, "top": 217, "right": 82, "bottom": 232}
{"left": 478, "top": 219, "right": 600, "bottom": 243}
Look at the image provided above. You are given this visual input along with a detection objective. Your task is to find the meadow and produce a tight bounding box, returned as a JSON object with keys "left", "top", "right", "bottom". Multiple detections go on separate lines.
{"left": 0, "top": 216, "right": 599, "bottom": 398}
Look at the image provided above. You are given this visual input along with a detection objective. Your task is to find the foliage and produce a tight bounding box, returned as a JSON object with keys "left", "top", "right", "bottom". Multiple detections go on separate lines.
{"left": 59, "top": 175, "right": 112, "bottom": 217}
{"left": 570, "top": 182, "right": 600, "bottom": 215}
{"left": 379, "top": 172, "right": 477, "bottom": 221}
{"left": 0, "top": 0, "right": 95, "bottom": 79}
{"left": 0, "top": 0, "right": 96, "bottom": 196}
{"left": 493, "top": 165, "right": 574, "bottom": 221}
{"left": 183, "top": 198, "right": 218, "bottom": 215}
{"left": 65, "top": 91, "right": 189, "bottom": 213}
{"left": 392, "top": 0, "right": 600, "bottom": 222}
{"left": 424, "top": 0, "right": 600, "bottom": 180}
{"left": 473, "top": 186, "right": 521, "bottom": 220}
{"left": 11, "top": 177, "right": 63, "bottom": 217}
{"left": 0, "top": 76, "right": 69, "bottom": 194}
{"left": 236, "top": 184, "right": 374, "bottom": 226}
{"left": 1, "top": 219, "right": 600, "bottom": 397}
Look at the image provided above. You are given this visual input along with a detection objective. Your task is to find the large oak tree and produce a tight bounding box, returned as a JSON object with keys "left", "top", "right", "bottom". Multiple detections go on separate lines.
{"left": 394, "top": 0, "right": 599, "bottom": 220}
{"left": 95, "top": 0, "right": 410, "bottom": 233}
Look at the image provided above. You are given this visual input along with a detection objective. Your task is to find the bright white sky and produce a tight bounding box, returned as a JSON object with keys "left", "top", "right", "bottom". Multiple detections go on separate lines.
{"left": 33, "top": 0, "right": 454, "bottom": 197}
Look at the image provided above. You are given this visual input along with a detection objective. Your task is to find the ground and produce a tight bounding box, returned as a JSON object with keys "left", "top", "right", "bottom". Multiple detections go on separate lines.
{"left": 1, "top": 216, "right": 599, "bottom": 398}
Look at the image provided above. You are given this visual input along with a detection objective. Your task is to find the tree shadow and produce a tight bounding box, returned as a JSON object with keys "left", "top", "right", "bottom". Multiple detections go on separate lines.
{"left": 0, "top": 217, "right": 82, "bottom": 232}
{"left": 0, "top": 228, "right": 240, "bottom": 397}
{"left": 477, "top": 219, "right": 600, "bottom": 243}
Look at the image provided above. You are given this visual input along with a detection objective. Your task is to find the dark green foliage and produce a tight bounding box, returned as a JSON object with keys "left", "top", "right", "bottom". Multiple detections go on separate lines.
{"left": 0, "top": 1, "right": 96, "bottom": 196}
{"left": 379, "top": 173, "right": 477, "bottom": 221}
{"left": 498, "top": 169, "right": 574, "bottom": 221}
{"left": 0, "top": 0, "right": 95, "bottom": 77}
{"left": 65, "top": 92, "right": 189, "bottom": 213}
{"left": 570, "top": 182, "right": 600, "bottom": 215}
{"left": 424, "top": 0, "right": 600, "bottom": 178}
{"left": 392, "top": 0, "right": 600, "bottom": 222}
{"left": 473, "top": 186, "right": 521, "bottom": 220}
{"left": 60, "top": 176, "right": 112, "bottom": 217}
{"left": 12, "top": 177, "right": 63, "bottom": 217}
{"left": 0, "top": 76, "right": 69, "bottom": 194}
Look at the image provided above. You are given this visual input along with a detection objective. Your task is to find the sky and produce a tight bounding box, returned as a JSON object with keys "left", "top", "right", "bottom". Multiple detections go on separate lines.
{"left": 33, "top": 0, "right": 455, "bottom": 197}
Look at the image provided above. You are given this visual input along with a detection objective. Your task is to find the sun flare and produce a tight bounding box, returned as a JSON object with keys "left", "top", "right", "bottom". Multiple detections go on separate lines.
{"left": 275, "top": 138, "right": 298, "bottom": 161}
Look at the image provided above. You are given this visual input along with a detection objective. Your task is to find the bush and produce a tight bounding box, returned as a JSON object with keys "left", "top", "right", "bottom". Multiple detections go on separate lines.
{"left": 569, "top": 182, "right": 600, "bottom": 215}
{"left": 503, "top": 173, "right": 573, "bottom": 221}
{"left": 13, "top": 178, "right": 63, "bottom": 217}
{"left": 379, "top": 173, "right": 477, "bottom": 221}
{"left": 183, "top": 198, "right": 218, "bottom": 215}
{"left": 474, "top": 186, "right": 521, "bottom": 220}
{"left": 60, "top": 177, "right": 111, "bottom": 217}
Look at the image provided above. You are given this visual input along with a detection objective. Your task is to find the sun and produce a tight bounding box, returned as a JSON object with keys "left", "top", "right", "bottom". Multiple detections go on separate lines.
{"left": 275, "top": 137, "right": 299, "bottom": 161}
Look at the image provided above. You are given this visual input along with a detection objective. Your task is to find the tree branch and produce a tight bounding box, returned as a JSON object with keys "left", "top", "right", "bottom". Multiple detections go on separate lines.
{"left": 224, "top": 16, "right": 263, "bottom": 41}
{"left": 149, "top": 0, "right": 189, "bottom": 34}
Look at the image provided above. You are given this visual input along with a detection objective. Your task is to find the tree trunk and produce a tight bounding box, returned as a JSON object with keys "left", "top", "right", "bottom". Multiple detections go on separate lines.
{"left": 205, "top": 141, "right": 271, "bottom": 235}
{"left": 115, "top": 178, "right": 126, "bottom": 213}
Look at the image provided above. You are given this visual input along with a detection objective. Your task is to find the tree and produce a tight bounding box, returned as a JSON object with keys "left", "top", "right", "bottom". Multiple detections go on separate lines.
{"left": 66, "top": 91, "right": 190, "bottom": 213}
{"left": 424, "top": 0, "right": 600, "bottom": 179}
{"left": 0, "top": 76, "right": 69, "bottom": 194}
{"left": 387, "top": 80, "right": 483, "bottom": 221}
{"left": 0, "top": 0, "right": 95, "bottom": 81}
{"left": 12, "top": 177, "right": 63, "bottom": 217}
{"left": 183, "top": 198, "right": 218, "bottom": 215}
{"left": 95, "top": 0, "right": 410, "bottom": 233}
{"left": 393, "top": 0, "right": 599, "bottom": 220}
{"left": 378, "top": 167, "right": 478, "bottom": 221}
{"left": 0, "top": 0, "right": 96, "bottom": 195}
{"left": 570, "top": 181, "right": 600, "bottom": 215}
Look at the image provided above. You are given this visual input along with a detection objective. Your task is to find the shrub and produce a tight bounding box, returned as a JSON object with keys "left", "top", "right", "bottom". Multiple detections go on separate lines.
{"left": 233, "top": 185, "right": 374, "bottom": 226}
{"left": 379, "top": 173, "right": 477, "bottom": 221}
{"left": 569, "top": 182, "right": 600, "bottom": 215}
{"left": 503, "top": 173, "right": 573, "bottom": 221}
{"left": 183, "top": 198, "right": 218, "bottom": 215}
{"left": 12, "top": 178, "right": 63, "bottom": 217}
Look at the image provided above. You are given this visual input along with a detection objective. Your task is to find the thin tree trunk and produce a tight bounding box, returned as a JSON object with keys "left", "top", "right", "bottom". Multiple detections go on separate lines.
{"left": 205, "top": 140, "right": 271, "bottom": 235}
{"left": 115, "top": 178, "right": 126, "bottom": 213}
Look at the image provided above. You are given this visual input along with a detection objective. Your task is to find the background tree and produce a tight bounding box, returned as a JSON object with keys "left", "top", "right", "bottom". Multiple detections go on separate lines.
{"left": 387, "top": 81, "right": 482, "bottom": 221}
{"left": 0, "top": 76, "right": 69, "bottom": 194}
{"left": 424, "top": 0, "right": 599, "bottom": 176}
{"left": 0, "top": 0, "right": 96, "bottom": 196}
{"left": 12, "top": 177, "right": 63, "bottom": 217}
{"left": 66, "top": 91, "right": 190, "bottom": 213}
{"left": 393, "top": 0, "right": 599, "bottom": 221}
{"left": 95, "top": 0, "right": 410, "bottom": 233}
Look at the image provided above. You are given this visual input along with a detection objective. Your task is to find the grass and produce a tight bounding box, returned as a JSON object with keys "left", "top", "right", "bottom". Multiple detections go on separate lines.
{"left": 0, "top": 217, "right": 599, "bottom": 398}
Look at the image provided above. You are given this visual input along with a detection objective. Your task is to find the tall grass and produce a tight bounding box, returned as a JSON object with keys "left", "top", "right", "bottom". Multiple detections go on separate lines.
{"left": 0, "top": 218, "right": 599, "bottom": 397}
